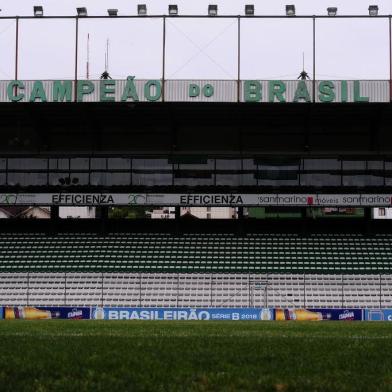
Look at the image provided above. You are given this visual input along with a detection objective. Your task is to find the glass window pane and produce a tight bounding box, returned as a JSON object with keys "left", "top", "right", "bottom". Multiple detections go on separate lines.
{"left": 258, "top": 179, "right": 299, "bottom": 186}
{"left": 133, "top": 159, "right": 172, "bottom": 170}
{"left": 343, "top": 175, "right": 384, "bottom": 187}
{"left": 385, "top": 161, "right": 392, "bottom": 170}
{"left": 91, "top": 158, "right": 107, "bottom": 170}
{"left": 178, "top": 159, "right": 214, "bottom": 170}
{"left": 49, "top": 173, "right": 63, "bottom": 186}
{"left": 303, "top": 159, "right": 340, "bottom": 170}
{"left": 216, "top": 174, "right": 240, "bottom": 186}
{"left": 368, "top": 161, "right": 383, "bottom": 170}
{"left": 49, "top": 159, "right": 69, "bottom": 170}
{"left": 108, "top": 158, "right": 131, "bottom": 170}
{"left": 216, "top": 174, "right": 256, "bottom": 186}
{"left": 70, "top": 158, "right": 89, "bottom": 170}
{"left": 216, "top": 159, "right": 241, "bottom": 170}
{"left": 133, "top": 173, "right": 172, "bottom": 186}
{"left": 343, "top": 161, "right": 366, "bottom": 170}
{"left": 243, "top": 159, "right": 256, "bottom": 170}
{"left": 301, "top": 174, "right": 340, "bottom": 186}
{"left": 91, "top": 173, "right": 130, "bottom": 186}
{"left": 69, "top": 173, "right": 89, "bottom": 185}
{"left": 8, "top": 158, "right": 47, "bottom": 170}
{"left": 174, "top": 177, "right": 214, "bottom": 186}
{"left": 8, "top": 173, "right": 47, "bottom": 186}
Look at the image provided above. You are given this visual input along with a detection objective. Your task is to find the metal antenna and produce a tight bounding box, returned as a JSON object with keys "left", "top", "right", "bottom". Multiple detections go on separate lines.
{"left": 101, "top": 38, "right": 111, "bottom": 79}
{"left": 298, "top": 52, "right": 310, "bottom": 80}
{"left": 86, "top": 33, "right": 90, "bottom": 80}
{"left": 106, "top": 39, "right": 110, "bottom": 73}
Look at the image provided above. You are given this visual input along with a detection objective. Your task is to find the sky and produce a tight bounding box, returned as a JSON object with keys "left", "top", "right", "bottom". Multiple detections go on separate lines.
{"left": 0, "top": 0, "right": 391, "bottom": 80}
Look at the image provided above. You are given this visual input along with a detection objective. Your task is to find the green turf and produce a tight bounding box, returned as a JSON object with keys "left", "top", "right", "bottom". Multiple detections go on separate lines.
{"left": 0, "top": 321, "right": 391, "bottom": 391}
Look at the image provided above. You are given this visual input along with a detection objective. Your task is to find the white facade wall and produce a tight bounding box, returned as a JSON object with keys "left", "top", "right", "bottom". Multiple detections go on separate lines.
{"left": 181, "top": 207, "right": 236, "bottom": 219}
{"left": 373, "top": 208, "right": 392, "bottom": 219}
{"left": 149, "top": 208, "right": 175, "bottom": 219}
{"left": 59, "top": 207, "right": 96, "bottom": 219}
{"left": 0, "top": 211, "right": 9, "bottom": 219}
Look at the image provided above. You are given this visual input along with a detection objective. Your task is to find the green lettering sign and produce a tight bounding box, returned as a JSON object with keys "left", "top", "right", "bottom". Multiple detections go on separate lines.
{"left": 244, "top": 80, "right": 262, "bottom": 102}
{"left": 294, "top": 81, "right": 311, "bottom": 103}
{"left": 77, "top": 80, "right": 95, "bottom": 102}
{"left": 341, "top": 81, "right": 348, "bottom": 103}
{"left": 189, "top": 84, "right": 200, "bottom": 98}
{"left": 144, "top": 80, "right": 161, "bottom": 102}
{"left": 203, "top": 84, "right": 214, "bottom": 98}
{"left": 121, "top": 76, "right": 139, "bottom": 102}
{"left": 29, "top": 81, "right": 47, "bottom": 102}
{"left": 53, "top": 81, "right": 72, "bottom": 102}
{"left": 268, "top": 81, "right": 286, "bottom": 103}
{"left": 7, "top": 81, "right": 24, "bottom": 102}
{"left": 318, "top": 81, "right": 335, "bottom": 103}
{"left": 100, "top": 80, "right": 116, "bottom": 102}
{"left": 354, "top": 81, "right": 369, "bottom": 102}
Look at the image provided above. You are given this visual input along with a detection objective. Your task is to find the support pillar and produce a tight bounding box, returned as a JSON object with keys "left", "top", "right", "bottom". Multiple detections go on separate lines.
{"left": 50, "top": 205, "right": 59, "bottom": 234}
{"left": 237, "top": 206, "right": 245, "bottom": 236}
{"left": 97, "top": 206, "right": 109, "bottom": 235}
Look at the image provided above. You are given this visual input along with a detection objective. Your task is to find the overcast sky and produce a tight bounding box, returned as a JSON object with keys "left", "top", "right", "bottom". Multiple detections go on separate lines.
{"left": 0, "top": 0, "right": 391, "bottom": 80}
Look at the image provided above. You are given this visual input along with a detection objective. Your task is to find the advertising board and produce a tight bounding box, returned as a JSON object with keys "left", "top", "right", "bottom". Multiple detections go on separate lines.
{"left": 364, "top": 309, "right": 392, "bottom": 321}
{"left": 91, "top": 307, "right": 274, "bottom": 321}
{"left": 275, "top": 308, "right": 362, "bottom": 321}
{"left": 0, "top": 193, "right": 391, "bottom": 207}
{"left": 3, "top": 306, "right": 91, "bottom": 320}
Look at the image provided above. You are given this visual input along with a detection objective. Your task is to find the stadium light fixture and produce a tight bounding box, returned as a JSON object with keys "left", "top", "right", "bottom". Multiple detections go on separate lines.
{"left": 76, "top": 7, "right": 88, "bottom": 17}
{"left": 327, "top": 7, "right": 337, "bottom": 16}
{"left": 208, "top": 5, "right": 218, "bottom": 16}
{"left": 107, "top": 9, "right": 118, "bottom": 17}
{"left": 168, "top": 5, "right": 178, "bottom": 15}
{"left": 33, "top": 6, "right": 43, "bottom": 17}
{"left": 368, "top": 5, "right": 379, "bottom": 16}
{"left": 285, "top": 5, "right": 296, "bottom": 16}
{"left": 245, "top": 5, "right": 255, "bottom": 16}
{"left": 137, "top": 4, "right": 147, "bottom": 16}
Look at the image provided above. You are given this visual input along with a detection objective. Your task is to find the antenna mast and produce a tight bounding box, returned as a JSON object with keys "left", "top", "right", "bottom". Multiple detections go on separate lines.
{"left": 298, "top": 52, "right": 310, "bottom": 80}
{"left": 105, "top": 39, "right": 110, "bottom": 73}
{"left": 86, "top": 33, "right": 90, "bottom": 80}
{"left": 101, "top": 38, "right": 112, "bottom": 79}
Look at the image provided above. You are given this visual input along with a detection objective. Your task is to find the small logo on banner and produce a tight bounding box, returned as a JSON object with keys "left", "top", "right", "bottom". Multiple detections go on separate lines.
{"left": 92, "top": 308, "right": 105, "bottom": 320}
{"left": 128, "top": 194, "right": 147, "bottom": 205}
{"left": 307, "top": 197, "right": 314, "bottom": 205}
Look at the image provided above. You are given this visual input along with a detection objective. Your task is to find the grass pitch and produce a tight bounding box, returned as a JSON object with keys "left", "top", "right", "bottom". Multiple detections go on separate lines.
{"left": 0, "top": 321, "right": 391, "bottom": 391}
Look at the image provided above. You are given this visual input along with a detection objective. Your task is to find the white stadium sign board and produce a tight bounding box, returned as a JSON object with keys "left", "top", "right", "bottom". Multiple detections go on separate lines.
{"left": 0, "top": 194, "right": 391, "bottom": 207}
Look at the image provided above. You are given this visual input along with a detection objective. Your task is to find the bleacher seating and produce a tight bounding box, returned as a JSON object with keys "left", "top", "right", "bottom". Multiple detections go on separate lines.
{"left": 0, "top": 233, "right": 391, "bottom": 308}
{"left": 0, "top": 232, "right": 391, "bottom": 273}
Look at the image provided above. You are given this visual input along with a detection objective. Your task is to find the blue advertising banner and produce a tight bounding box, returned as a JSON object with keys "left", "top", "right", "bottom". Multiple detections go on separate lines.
{"left": 91, "top": 307, "right": 274, "bottom": 321}
{"left": 3, "top": 306, "right": 90, "bottom": 320}
{"left": 309, "top": 309, "right": 363, "bottom": 321}
{"left": 274, "top": 308, "right": 363, "bottom": 321}
{"left": 364, "top": 309, "right": 392, "bottom": 321}
{"left": 0, "top": 306, "right": 3, "bottom": 320}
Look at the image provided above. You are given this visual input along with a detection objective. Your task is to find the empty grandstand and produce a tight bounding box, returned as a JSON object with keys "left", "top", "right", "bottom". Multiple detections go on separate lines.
{"left": 0, "top": 8, "right": 391, "bottom": 313}
{"left": 0, "top": 230, "right": 391, "bottom": 309}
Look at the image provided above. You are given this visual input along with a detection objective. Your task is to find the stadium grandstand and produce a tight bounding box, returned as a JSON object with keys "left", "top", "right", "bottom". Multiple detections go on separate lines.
{"left": 1, "top": 5, "right": 392, "bottom": 312}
